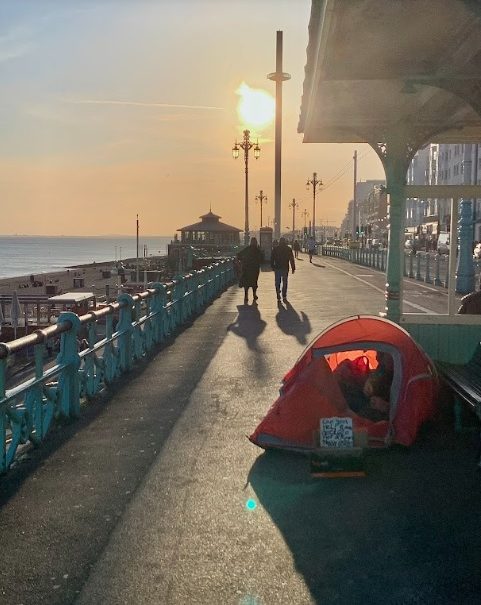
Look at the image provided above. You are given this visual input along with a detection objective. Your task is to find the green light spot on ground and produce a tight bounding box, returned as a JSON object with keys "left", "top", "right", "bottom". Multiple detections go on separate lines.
{"left": 246, "top": 498, "right": 257, "bottom": 510}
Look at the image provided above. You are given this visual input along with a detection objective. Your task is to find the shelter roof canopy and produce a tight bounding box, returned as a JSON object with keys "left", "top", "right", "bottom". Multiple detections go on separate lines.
{"left": 299, "top": 0, "right": 481, "bottom": 145}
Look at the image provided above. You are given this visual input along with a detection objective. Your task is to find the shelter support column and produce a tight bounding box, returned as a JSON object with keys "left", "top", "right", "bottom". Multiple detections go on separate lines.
{"left": 368, "top": 125, "right": 429, "bottom": 322}
{"left": 456, "top": 199, "right": 475, "bottom": 295}
{"left": 384, "top": 179, "right": 405, "bottom": 322}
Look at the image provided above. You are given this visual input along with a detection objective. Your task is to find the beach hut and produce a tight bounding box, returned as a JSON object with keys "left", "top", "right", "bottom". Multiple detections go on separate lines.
{"left": 249, "top": 315, "right": 439, "bottom": 451}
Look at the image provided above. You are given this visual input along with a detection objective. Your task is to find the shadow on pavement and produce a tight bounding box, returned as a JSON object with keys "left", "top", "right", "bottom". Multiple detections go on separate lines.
{"left": 228, "top": 303, "right": 267, "bottom": 352}
{"left": 311, "top": 262, "right": 325, "bottom": 268}
{"left": 0, "top": 295, "right": 238, "bottom": 603}
{"left": 248, "top": 429, "right": 481, "bottom": 605}
{"left": 275, "top": 301, "right": 311, "bottom": 344}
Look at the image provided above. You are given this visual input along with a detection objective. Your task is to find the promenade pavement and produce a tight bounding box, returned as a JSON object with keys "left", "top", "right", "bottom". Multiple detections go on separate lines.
{"left": 1, "top": 253, "right": 481, "bottom": 605}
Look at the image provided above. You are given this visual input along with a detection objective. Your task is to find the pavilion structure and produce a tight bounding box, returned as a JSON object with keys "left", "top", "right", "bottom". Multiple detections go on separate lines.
{"left": 177, "top": 211, "right": 241, "bottom": 250}
{"left": 299, "top": 0, "right": 481, "bottom": 363}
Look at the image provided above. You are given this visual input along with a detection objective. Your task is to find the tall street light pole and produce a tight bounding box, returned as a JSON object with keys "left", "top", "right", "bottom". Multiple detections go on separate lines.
{"left": 232, "top": 129, "right": 261, "bottom": 245}
{"left": 306, "top": 172, "right": 323, "bottom": 241}
{"left": 136, "top": 214, "right": 140, "bottom": 283}
{"left": 255, "top": 190, "right": 268, "bottom": 229}
{"left": 268, "top": 30, "right": 290, "bottom": 241}
{"left": 289, "top": 198, "right": 299, "bottom": 239}
{"left": 302, "top": 209, "right": 309, "bottom": 234}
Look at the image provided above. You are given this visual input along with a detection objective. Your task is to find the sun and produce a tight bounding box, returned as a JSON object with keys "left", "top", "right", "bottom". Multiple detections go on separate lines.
{"left": 236, "top": 82, "right": 275, "bottom": 130}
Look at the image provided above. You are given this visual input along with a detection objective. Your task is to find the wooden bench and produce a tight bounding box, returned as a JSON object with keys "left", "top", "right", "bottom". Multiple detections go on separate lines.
{"left": 436, "top": 344, "right": 481, "bottom": 466}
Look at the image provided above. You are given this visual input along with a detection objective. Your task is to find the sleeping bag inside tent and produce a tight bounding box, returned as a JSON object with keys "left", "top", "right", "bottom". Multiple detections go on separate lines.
{"left": 249, "top": 315, "right": 439, "bottom": 451}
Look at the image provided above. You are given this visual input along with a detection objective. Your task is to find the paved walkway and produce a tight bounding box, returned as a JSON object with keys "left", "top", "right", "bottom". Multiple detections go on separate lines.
{"left": 1, "top": 254, "right": 481, "bottom": 605}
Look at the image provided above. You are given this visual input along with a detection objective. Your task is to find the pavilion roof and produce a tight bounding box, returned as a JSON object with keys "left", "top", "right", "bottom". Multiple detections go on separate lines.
{"left": 298, "top": 0, "right": 481, "bottom": 145}
{"left": 178, "top": 210, "right": 241, "bottom": 233}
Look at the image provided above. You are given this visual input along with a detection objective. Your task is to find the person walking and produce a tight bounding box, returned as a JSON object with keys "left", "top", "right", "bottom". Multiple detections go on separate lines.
{"left": 293, "top": 239, "right": 301, "bottom": 259}
{"left": 270, "top": 237, "right": 296, "bottom": 302}
{"left": 307, "top": 235, "right": 316, "bottom": 263}
{"left": 237, "top": 237, "right": 263, "bottom": 303}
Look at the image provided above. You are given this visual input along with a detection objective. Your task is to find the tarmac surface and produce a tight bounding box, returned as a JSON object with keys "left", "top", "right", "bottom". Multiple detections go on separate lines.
{"left": 1, "top": 253, "right": 481, "bottom": 605}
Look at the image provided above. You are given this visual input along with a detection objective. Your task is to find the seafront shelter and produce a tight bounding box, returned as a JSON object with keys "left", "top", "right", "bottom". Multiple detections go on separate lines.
{"left": 178, "top": 210, "right": 241, "bottom": 249}
{"left": 299, "top": 0, "right": 481, "bottom": 363}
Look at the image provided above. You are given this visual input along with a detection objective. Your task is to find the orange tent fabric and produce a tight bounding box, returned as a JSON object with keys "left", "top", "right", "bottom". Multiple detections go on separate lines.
{"left": 250, "top": 315, "right": 438, "bottom": 450}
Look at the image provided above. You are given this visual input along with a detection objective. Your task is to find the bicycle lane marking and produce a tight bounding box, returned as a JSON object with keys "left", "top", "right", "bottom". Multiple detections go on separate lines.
{"left": 321, "top": 260, "right": 437, "bottom": 314}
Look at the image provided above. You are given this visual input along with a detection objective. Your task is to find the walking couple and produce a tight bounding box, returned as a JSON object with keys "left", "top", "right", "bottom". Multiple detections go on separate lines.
{"left": 237, "top": 236, "right": 295, "bottom": 303}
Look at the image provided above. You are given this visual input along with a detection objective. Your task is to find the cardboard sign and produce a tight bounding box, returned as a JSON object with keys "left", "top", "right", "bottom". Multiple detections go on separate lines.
{"left": 320, "top": 417, "right": 353, "bottom": 448}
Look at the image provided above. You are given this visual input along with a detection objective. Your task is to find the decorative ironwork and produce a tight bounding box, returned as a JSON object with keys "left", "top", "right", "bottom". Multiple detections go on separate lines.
{"left": 0, "top": 260, "right": 235, "bottom": 474}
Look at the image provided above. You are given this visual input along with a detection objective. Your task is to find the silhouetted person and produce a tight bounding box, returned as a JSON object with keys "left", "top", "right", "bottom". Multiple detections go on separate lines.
{"left": 271, "top": 237, "right": 295, "bottom": 302}
{"left": 293, "top": 240, "right": 301, "bottom": 259}
{"left": 237, "top": 237, "right": 263, "bottom": 303}
{"left": 307, "top": 236, "right": 316, "bottom": 263}
{"left": 458, "top": 287, "right": 481, "bottom": 314}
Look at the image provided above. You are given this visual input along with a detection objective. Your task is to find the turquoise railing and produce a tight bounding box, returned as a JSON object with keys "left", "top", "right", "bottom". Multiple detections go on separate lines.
{"left": 321, "top": 245, "right": 481, "bottom": 288}
{"left": 0, "top": 259, "right": 235, "bottom": 473}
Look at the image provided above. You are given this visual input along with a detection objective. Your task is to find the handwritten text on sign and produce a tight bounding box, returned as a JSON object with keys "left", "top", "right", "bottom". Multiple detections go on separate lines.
{"left": 320, "top": 417, "right": 354, "bottom": 448}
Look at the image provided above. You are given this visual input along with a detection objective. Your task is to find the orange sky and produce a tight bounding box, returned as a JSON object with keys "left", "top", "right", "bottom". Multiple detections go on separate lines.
{"left": 0, "top": 1, "right": 385, "bottom": 236}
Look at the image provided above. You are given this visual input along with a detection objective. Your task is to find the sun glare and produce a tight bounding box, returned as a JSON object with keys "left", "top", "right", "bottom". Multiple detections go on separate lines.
{"left": 236, "top": 82, "right": 275, "bottom": 130}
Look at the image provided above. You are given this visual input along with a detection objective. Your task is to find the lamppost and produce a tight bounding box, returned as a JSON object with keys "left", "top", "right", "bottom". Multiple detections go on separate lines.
{"left": 255, "top": 190, "right": 268, "bottom": 229}
{"left": 302, "top": 209, "right": 309, "bottom": 235}
{"left": 289, "top": 198, "right": 299, "bottom": 240}
{"left": 306, "top": 172, "right": 323, "bottom": 240}
{"left": 232, "top": 130, "right": 261, "bottom": 245}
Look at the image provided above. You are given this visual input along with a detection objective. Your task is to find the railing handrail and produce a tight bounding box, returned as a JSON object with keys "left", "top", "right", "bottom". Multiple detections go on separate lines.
{"left": 0, "top": 258, "right": 236, "bottom": 474}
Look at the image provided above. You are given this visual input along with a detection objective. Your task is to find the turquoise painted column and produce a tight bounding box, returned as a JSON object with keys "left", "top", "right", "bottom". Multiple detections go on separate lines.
{"left": 384, "top": 181, "right": 404, "bottom": 322}
{"left": 117, "top": 293, "right": 134, "bottom": 372}
{"left": 415, "top": 252, "right": 422, "bottom": 280}
{"left": 456, "top": 199, "right": 475, "bottom": 294}
{"left": 433, "top": 254, "right": 442, "bottom": 286}
{"left": 408, "top": 250, "right": 414, "bottom": 278}
{"left": 56, "top": 312, "right": 82, "bottom": 418}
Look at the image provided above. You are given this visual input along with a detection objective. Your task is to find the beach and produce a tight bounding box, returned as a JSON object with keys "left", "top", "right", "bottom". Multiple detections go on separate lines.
{"left": 0, "top": 257, "right": 169, "bottom": 298}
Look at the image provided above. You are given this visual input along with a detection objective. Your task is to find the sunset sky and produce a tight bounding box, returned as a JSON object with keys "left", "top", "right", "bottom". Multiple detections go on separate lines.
{"left": 0, "top": 1, "right": 385, "bottom": 237}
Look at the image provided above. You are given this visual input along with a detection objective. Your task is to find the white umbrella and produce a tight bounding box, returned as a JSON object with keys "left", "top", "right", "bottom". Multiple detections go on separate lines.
{"left": 11, "top": 291, "right": 21, "bottom": 339}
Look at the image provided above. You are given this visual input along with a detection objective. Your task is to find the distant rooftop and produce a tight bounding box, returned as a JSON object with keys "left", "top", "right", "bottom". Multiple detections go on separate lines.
{"left": 178, "top": 210, "right": 241, "bottom": 233}
{"left": 48, "top": 292, "right": 96, "bottom": 303}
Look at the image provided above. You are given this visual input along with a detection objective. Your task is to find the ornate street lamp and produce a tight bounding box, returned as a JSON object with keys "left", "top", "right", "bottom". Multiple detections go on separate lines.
{"left": 302, "top": 209, "right": 309, "bottom": 234}
{"left": 306, "top": 172, "right": 323, "bottom": 240}
{"left": 289, "top": 198, "right": 299, "bottom": 239}
{"left": 255, "top": 190, "right": 268, "bottom": 229}
{"left": 232, "top": 129, "right": 261, "bottom": 245}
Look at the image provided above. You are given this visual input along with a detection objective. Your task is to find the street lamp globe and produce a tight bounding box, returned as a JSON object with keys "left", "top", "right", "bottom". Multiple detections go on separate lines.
{"left": 254, "top": 142, "right": 261, "bottom": 160}
{"left": 232, "top": 143, "right": 240, "bottom": 159}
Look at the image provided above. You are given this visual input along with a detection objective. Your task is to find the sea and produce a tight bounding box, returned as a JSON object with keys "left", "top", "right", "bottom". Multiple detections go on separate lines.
{"left": 0, "top": 235, "right": 173, "bottom": 279}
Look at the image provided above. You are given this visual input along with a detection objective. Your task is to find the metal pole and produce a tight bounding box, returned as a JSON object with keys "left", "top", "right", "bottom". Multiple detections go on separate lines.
{"left": 289, "top": 198, "right": 298, "bottom": 239}
{"left": 256, "top": 190, "right": 267, "bottom": 230}
{"left": 312, "top": 178, "right": 316, "bottom": 240}
{"left": 136, "top": 214, "right": 139, "bottom": 282}
{"left": 292, "top": 198, "right": 296, "bottom": 241}
{"left": 473, "top": 143, "right": 479, "bottom": 242}
{"left": 268, "top": 31, "right": 290, "bottom": 241}
{"left": 244, "top": 141, "right": 249, "bottom": 245}
{"left": 352, "top": 150, "right": 358, "bottom": 238}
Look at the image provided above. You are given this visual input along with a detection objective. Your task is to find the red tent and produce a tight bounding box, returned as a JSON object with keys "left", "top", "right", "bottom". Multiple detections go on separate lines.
{"left": 250, "top": 315, "right": 439, "bottom": 450}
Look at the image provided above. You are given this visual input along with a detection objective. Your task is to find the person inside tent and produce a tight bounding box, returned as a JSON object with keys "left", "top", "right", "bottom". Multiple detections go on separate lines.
{"left": 359, "top": 351, "right": 393, "bottom": 421}
{"left": 334, "top": 350, "right": 393, "bottom": 422}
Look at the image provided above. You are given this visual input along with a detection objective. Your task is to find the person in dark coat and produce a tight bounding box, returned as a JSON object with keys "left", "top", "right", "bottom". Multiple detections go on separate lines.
{"left": 237, "top": 237, "right": 263, "bottom": 303}
{"left": 270, "top": 237, "right": 295, "bottom": 301}
{"left": 458, "top": 288, "right": 481, "bottom": 314}
{"left": 293, "top": 240, "right": 301, "bottom": 259}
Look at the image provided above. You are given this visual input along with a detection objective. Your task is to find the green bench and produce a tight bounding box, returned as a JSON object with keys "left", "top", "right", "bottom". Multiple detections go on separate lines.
{"left": 436, "top": 344, "right": 481, "bottom": 466}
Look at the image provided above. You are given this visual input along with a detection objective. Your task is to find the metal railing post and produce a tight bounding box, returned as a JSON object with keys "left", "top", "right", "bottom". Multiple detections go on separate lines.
{"left": 434, "top": 254, "right": 442, "bottom": 286}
